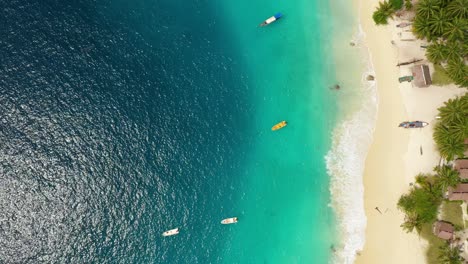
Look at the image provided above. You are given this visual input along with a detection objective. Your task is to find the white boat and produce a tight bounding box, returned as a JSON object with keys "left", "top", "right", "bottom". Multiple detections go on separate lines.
{"left": 162, "top": 228, "right": 179, "bottom": 237}
{"left": 221, "top": 217, "right": 238, "bottom": 224}
{"left": 259, "top": 13, "right": 282, "bottom": 27}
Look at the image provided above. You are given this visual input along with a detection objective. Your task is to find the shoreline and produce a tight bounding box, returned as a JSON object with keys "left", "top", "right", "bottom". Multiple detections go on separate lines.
{"left": 355, "top": 0, "right": 466, "bottom": 263}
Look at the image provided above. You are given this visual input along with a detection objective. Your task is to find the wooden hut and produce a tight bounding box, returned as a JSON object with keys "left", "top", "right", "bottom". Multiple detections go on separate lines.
{"left": 447, "top": 183, "right": 468, "bottom": 201}
{"left": 411, "top": 64, "right": 432, "bottom": 87}
{"left": 433, "top": 221, "right": 454, "bottom": 240}
{"left": 454, "top": 159, "right": 468, "bottom": 179}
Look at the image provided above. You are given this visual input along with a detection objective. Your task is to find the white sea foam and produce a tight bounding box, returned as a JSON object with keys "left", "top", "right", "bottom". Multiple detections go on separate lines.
{"left": 325, "top": 23, "right": 378, "bottom": 264}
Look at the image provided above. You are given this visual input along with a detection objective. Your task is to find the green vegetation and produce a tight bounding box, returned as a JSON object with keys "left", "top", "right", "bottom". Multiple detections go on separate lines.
{"left": 373, "top": 1, "right": 395, "bottom": 24}
{"left": 432, "top": 64, "right": 454, "bottom": 85}
{"left": 398, "top": 166, "right": 461, "bottom": 232}
{"left": 372, "top": 0, "right": 408, "bottom": 25}
{"left": 390, "top": 0, "right": 404, "bottom": 9}
{"left": 397, "top": 95, "right": 468, "bottom": 262}
{"left": 433, "top": 95, "right": 468, "bottom": 160}
{"left": 398, "top": 173, "right": 442, "bottom": 233}
{"left": 438, "top": 243, "right": 463, "bottom": 264}
{"left": 439, "top": 200, "right": 464, "bottom": 229}
{"left": 419, "top": 223, "right": 448, "bottom": 264}
{"left": 398, "top": 166, "right": 465, "bottom": 262}
{"left": 435, "top": 165, "right": 461, "bottom": 191}
{"left": 405, "top": 0, "right": 413, "bottom": 10}
{"left": 412, "top": 0, "right": 468, "bottom": 87}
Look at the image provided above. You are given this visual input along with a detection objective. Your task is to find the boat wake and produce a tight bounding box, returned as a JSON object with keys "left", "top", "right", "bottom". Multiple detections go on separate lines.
{"left": 325, "top": 24, "right": 378, "bottom": 264}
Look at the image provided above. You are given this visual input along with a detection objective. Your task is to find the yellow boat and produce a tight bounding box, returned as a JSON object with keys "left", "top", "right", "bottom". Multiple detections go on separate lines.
{"left": 271, "top": 121, "right": 287, "bottom": 131}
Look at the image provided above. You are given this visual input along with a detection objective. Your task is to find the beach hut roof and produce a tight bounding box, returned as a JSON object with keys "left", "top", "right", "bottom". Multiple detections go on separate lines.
{"left": 433, "top": 221, "right": 454, "bottom": 240}
{"left": 447, "top": 184, "right": 468, "bottom": 201}
{"left": 454, "top": 159, "right": 468, "bottom": 179}
{"left": 411, "top": 64, "right": 432, "bottom": 87}
{"left": 455, "top": 159, "right": 468, "bottom": 170}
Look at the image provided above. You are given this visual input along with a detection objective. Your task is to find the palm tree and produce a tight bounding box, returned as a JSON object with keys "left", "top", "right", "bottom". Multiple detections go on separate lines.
{"left": 447, "top": 58, "right": 468, "bottom": 87}
{"left": 429, "top": 10, "right": 451, "bottom": 36}
{"left": 400, "top": 213, "right": 423, "bottom": 233}
{"left": 443, "top": 18, "right": 467, "bottom": 41}
{"left": 437, "top": 95, "right": 468, "bottom": 124}
{"left": 434, "top": 165, "right": 460, "bottom": 191}
{"left": 416, "top": 0, "right": 441, "bottom": 19}
{"left": 390, "top": 0, "right": 404, "bottom": 9}
{"left": 449, "top": 119, "right": 468, "bottom": 142}
{"left": 426, "top": 42, "right": 449, "bottom": 63}
{"left": 380, "top": 0, "right": 396, "bottom": 15}
{"left": 415, "top": 173, "right": 442, "bottom": 196}
{"left": 373, "top": 9, "right": 390, "bottom": 24}
{"left": 445, "top": 41, "right": 463, "bottom": 61}
{"left": 437, "top": 0, "right": 452, "bottom": 7}
{"left": 405, "top": 0, "right": 413, "bottom": 10}
{"left": 434, "top": 124, "right": 466, "bottom": 160}
{"left": 413, "top": 16, "right": 433, "bottom": 39}
{"left": 446, "top": 0, "right": 468, "bottom": 19}
{"left": 438, "top": 243, "right": 462, "bottom": 264}
{"left": 373, "top": 1, "right": 394, "bottom": 24}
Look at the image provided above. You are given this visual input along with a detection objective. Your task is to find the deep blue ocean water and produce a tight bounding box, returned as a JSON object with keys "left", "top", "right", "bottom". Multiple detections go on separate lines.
{"left": 0, "top": 0, "right": 338, "bottom": 263}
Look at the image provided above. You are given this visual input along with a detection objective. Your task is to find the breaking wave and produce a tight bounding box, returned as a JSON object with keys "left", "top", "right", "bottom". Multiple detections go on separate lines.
{"left": 326, "top": 23, "right": 378, "bottom": 264}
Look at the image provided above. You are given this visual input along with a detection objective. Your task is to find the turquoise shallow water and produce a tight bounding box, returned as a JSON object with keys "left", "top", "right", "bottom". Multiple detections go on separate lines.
{"left": 219, "top": 1, "right": 339, "bottom": 263}
{"left": 0, "top": 0, "right": 339, "bottom": 263}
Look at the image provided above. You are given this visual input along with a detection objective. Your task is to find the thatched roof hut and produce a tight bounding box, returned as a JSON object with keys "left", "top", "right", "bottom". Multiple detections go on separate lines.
{"left": 433, "top": 221, "right": 454, "bottom": 240}
{"left": 411, "top": 64, "right": 431, "bottom": 87}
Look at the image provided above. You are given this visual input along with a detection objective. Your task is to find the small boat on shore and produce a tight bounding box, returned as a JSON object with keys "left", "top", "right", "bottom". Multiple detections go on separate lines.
{"left": 396, "top": 22, "right": 412, "bottom": 28}
{"left": 221, "top": 217, "right": 238, "bottom": 224}
{"left": 396, "top": 58, "right": 423, "bottom": 67}
{"left": 398, "top": 75, "right": 414, "bottom": 83}
{"left": 271, "top": 121, "right": 287, "bottom": 131}
{"left": 399, "top": 121, "right": 429, "bottom": 128}
{"left": 162, "top": 228, "right": 179, "bottom": 237}
{"left": 259, "top": 13, "right": 282, "bottom": 27}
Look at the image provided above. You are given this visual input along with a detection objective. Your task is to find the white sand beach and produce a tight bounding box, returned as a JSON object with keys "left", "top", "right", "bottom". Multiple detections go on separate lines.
{"left": 354, "top": 0, "right": 466, "bottom": 263}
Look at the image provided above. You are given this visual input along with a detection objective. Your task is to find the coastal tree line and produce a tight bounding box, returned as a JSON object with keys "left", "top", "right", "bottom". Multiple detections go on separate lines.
{"left": 372, "top": 0, "right": 467, "bottom": 87}
{"left": 397, "top": 94, "right": 468, "bottom": 264}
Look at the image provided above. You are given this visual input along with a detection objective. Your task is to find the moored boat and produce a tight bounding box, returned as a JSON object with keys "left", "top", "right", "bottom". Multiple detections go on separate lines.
{"left": 221, "top": 217, "right": 238, "bottom": 224}
{"left": 162, "top": 228, "right": 179, "bottom": 237}
{"left": 396, "top": 22, "right": 412, "bottom": 28}
{"left": 398, "top": 121, "right": 429, "bottom": 128}
{"left": 271, "top": 121, "right": 287, "bottom": 131}
{"left": 259, "top": 13, "right": 282, "bottom": 27}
